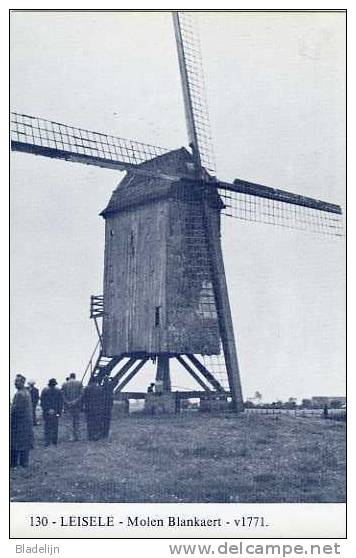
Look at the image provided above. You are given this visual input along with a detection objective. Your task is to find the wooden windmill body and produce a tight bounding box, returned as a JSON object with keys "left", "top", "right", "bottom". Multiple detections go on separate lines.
{"left": 10, "top": 12, "right": 343, "bottom": 412}
{"left": 99, "top": 145, "right": 243, "bottom": 407}
{"left": 101, "top": 149, "right": 221, "bottom": 358}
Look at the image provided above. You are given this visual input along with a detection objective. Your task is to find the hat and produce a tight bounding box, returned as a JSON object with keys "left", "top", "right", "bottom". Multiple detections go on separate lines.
{"left": 48, "top": 378, "right": 57, "bottom": 386}
{"left": 28, "top": 380, "right": 35, "bottom": 385}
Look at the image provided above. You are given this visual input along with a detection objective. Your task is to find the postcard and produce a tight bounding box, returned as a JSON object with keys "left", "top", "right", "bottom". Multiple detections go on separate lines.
{"left": 9, "top": 7, "right": 346, "bottom": 546}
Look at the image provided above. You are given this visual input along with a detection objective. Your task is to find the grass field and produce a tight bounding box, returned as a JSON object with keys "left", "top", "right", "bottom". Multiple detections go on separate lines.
{"left": 10, "top": 410, "right": 346, "bottom": 503}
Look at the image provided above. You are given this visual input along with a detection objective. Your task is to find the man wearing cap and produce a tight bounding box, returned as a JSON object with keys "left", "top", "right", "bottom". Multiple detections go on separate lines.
{"left": 27, "top": 380, "right": 40, "bottom": 426}
{"left": 10, "top": 374, "right": 34, "bottom": 467}
{"left": 61, "top": 373, "right": 83, "bottom": 441}
{"left": 40, "top": 379, "right": 64, "bottom": 446}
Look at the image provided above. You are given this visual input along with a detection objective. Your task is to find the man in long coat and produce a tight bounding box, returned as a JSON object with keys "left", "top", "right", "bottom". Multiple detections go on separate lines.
{"left": 40, "top": 378, "right": 63, "bottom": 446}
{"left": 27, "top": 380, "right": 40, "bottom": 426}
{"left": 10, "top": 374, "right": 34, "bottom": 468}
{"left": 82, "top": 382, "right": 104, "bottom": 441}
{"left": 61, "top": 373, "right": 83, "bottom": 441}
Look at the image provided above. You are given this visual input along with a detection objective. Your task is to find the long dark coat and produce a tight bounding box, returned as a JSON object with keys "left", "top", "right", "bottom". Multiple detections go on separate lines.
{"left": 102, "top": 382, "right": 114, "bottom": 413}
{"left": 83, "top": 383, "right": 103, "bottom": 414}
{"left": 82, "top": 383, "right": 104, "bottom": 440}
{"left": 40, "top": 387, "right": 64, "bottom": 415}
{"left": 10, "top": 388, "right": 34, "bottom": 451}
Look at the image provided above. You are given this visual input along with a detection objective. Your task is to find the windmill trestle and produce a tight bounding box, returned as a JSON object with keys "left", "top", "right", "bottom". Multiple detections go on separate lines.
{"left": 85, "top": 295, "right": 231, "bottom": 410}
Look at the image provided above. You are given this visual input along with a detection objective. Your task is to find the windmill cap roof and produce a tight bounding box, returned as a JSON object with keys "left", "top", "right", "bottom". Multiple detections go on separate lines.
{"left": 101, "top": 148, "right": 222, "bottom": 216}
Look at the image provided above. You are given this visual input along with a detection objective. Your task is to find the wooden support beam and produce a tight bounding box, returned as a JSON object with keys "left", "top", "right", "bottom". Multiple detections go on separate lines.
{"left": 115, "top": 390, "right": 232, "bottom": 400}
{"left": 111, "top": 357, "right": 138, "bottom": 388}
{"left": 223, "top": 178, "right": 342, "bottom": 215}
{"left": 115, "top": 358, "right": 149, "bottom": 392}
{"left": 176, "top": 355, "right": 212, "bottom": 392}
{"left": 186, "top": 354, "right": 225, "bottom": 392}
{"left": 155, "top": 355, "right": 171, "bottom": 391}
{"left": 201, "top": 195, "right": 244, "bottom": 412}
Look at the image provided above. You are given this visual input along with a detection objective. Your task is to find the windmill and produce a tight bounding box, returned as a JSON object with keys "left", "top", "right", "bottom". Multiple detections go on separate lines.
{"left": 10, "top": 12, "right": 343, "bottom": 413}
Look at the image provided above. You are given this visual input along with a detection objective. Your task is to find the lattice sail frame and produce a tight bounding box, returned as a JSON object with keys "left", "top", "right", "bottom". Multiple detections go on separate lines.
{"left": 11, "top": 111, "right": 343, "bottom": 237}
{"left": 173, "top": 12, "right": 216, "bottom": 173}
{"left": 219, "top": 188, "right": 344, "bottom": 237}
{"left": 10, "top": 111, "right": 168, "bottom": 170}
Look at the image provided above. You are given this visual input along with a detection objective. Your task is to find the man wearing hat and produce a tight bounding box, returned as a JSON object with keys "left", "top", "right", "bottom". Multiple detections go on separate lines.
{"left": 40, "top": 379, "right": 64, "bottom": 446}
{"left": 27, "top": 380, "right": 40, "bottom": 426}
{"left": 10, "top": 374, "right": 34, "bottom": 467}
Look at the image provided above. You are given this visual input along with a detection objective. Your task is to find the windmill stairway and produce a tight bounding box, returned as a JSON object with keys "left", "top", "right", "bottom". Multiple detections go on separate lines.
{"left": 82, "top": 295, "right": 122, "bottom": 384}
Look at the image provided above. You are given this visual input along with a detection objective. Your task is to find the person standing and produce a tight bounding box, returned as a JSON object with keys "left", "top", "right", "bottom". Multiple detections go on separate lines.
{"left": 40, "top": 379, "right": 63, "bottom": 446}
{"left": 147, "top": 382, "right": 155, "bottom": 393}
{"left": 101, "top": 377, "right": 114, "bottom": 439}
{"left": 27, "top": 380, "right": 40, "bottom": 426}
{"left": 10, "top": 374, "right": 34, "bottom": 468}
{"left": 82, "top": 382, "right": 104, "bottom": 441}
{"left": 61, "top": 373, "right": 83, "bottom": 441}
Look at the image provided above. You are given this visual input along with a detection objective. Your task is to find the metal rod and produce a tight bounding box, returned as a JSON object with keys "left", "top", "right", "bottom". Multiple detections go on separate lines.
{"left": 93, "top": 317, "right": 103, "bottom": 347}
{"left": 81, "top": 338, "right": 101, "bottom": 383}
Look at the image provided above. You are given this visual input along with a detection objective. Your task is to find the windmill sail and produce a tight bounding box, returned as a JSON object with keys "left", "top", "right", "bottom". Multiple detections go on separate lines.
{"left": 10, "top": 112, "right": 168, "bottom": 174}
{"left": 11, "top": 111, "right": 343, "bottom": 237}
{"left": 218, "top": 179, "right": 344, "bottom": 237}
{"left": 218, "top": 180, "right": 344, "bottom": 237}
{"left": 172, "top": 12, "right": 215, "bottom": 173}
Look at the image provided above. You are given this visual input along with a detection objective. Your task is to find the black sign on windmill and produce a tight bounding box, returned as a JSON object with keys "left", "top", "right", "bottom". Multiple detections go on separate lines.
{"left": 10, "top": 12, "right": 344, "bottom": 412}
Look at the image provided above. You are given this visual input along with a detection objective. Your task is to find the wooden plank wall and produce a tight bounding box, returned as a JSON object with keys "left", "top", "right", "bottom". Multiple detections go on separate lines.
{"left": 102, "top": 181, "right": 220, "bottom": 356}
{"left": 102, "top": 201, "right": 168, "bottom": 355}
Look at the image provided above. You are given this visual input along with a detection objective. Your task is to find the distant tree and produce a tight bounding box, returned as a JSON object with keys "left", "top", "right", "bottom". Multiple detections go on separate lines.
{"left": 301, "top": 399, "right": 312, "bottom": 408}
{"left": 284, "top": 400, "right": 297, "bottom": 409}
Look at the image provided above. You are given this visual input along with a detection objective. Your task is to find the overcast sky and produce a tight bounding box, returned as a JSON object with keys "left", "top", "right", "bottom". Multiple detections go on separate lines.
{"left": 10, "top": 11, "right": 345, "bottom": 401}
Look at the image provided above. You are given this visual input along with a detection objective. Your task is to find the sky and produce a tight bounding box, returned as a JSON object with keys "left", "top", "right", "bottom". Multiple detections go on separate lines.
{"left": 10, "top": 11, "right": 345, "bottom": 402}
